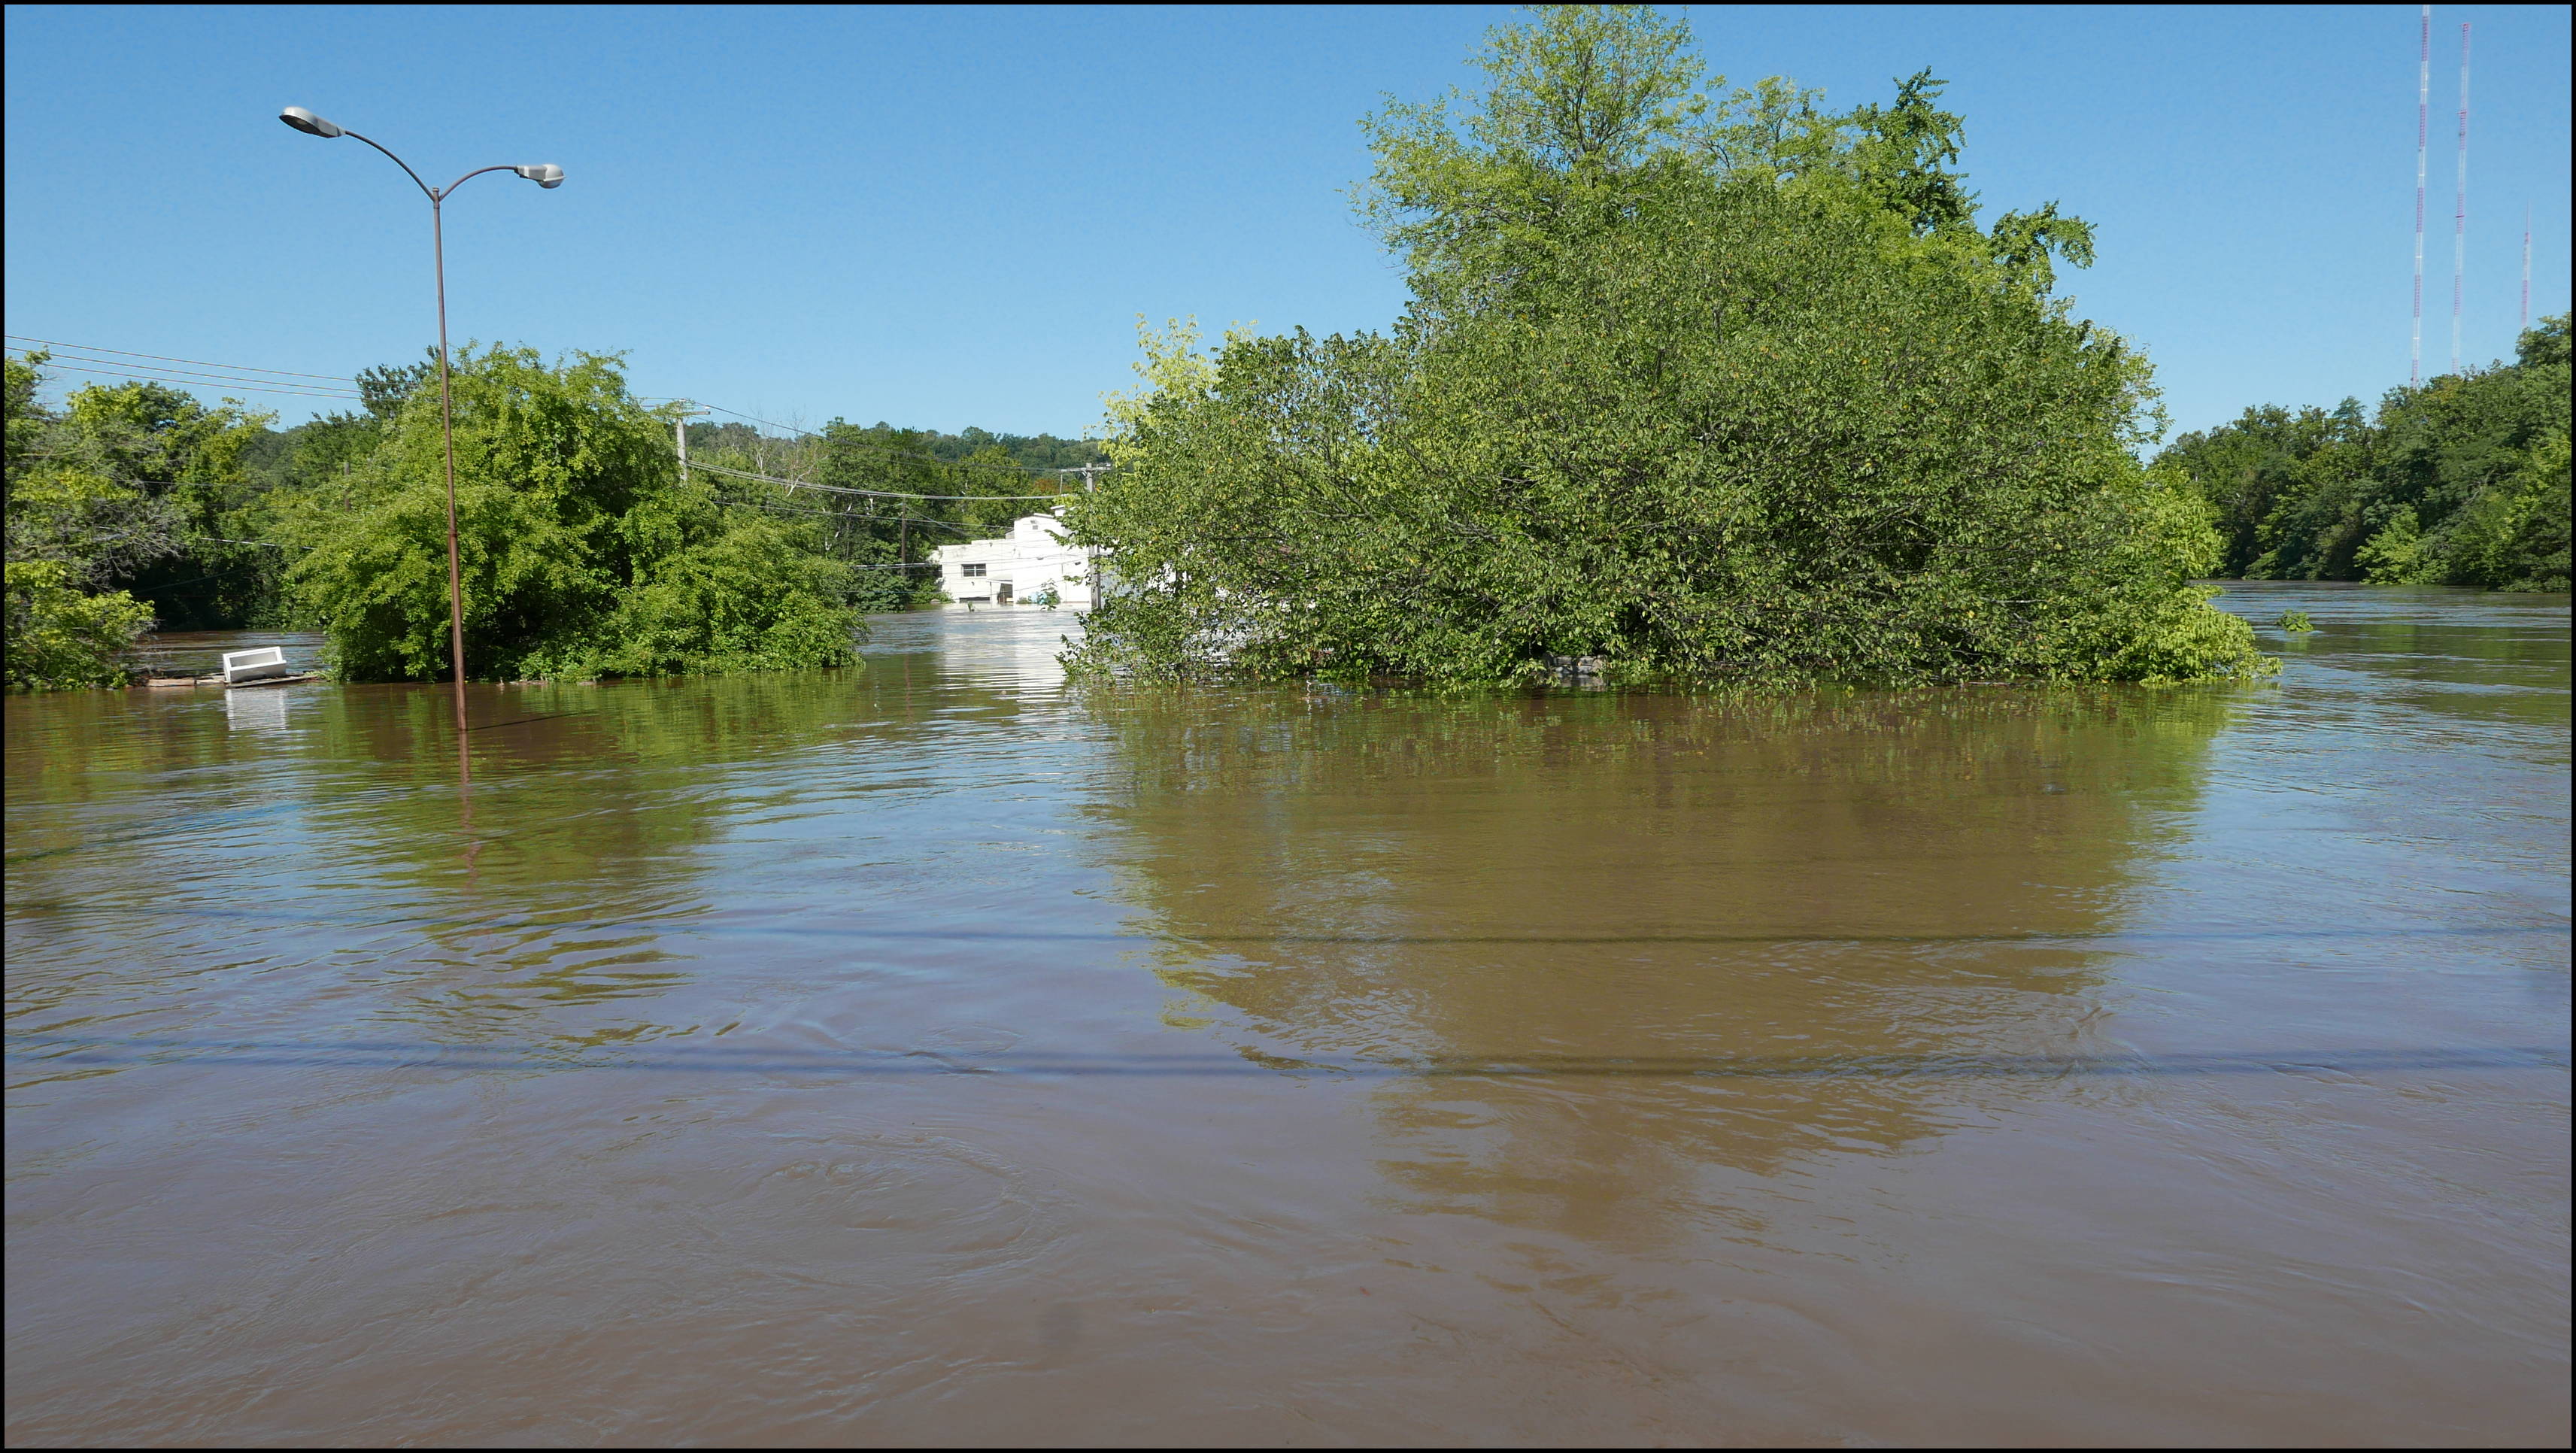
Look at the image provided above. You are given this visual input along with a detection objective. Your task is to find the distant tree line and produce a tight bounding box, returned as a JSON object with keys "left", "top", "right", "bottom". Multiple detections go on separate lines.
{"left": 2156, "top": 317, "right": 2570, "bottom": 592}
{"left": 681, "top": 419, "right": 1104, "bottom": 473}
{"left": 6, "top": 343, "right": 1093, "bottom": 690}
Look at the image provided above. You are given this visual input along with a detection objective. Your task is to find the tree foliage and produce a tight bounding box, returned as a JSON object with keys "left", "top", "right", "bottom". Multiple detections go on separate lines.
{"left": 2159, "top": 315, "right": 2571, "bottom": 590}
{"left": 59, "top": 379, "right": 276, "bottom": 629}
{"left": 665, "top": 418, "right": 1079, "bottom": 611}
{"left": 11, "top": 324, "right": 1091, "bottom": 689}
{"left": 284, "top": 347, "right": 867, "bottom": 681}
{"left": 5, "top": 558, "right": 155, "bottom": 691}
{"left": 5, "top": 350, "right": 272, "bottom": 688}
{"left": 1068, "top": 5, "right": 2263, "bottom": 687}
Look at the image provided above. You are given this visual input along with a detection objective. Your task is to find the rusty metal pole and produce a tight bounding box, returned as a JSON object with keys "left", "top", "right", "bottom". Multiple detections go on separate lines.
{"left": 430, "top": 193, "right": 469, "bottom": 742}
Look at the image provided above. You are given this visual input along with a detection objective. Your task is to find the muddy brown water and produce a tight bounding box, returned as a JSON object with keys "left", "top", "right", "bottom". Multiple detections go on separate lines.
{"left": 6, "top": 583, "right": 2567, "bottom": 1446}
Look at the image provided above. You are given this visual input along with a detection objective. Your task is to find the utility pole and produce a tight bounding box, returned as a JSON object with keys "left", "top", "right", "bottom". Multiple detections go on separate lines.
{"left": 673, "top": 401, "right": 712, "bottom": 484}
{"left": 1057, "top": 462, "right": 1110, "bottom": 608}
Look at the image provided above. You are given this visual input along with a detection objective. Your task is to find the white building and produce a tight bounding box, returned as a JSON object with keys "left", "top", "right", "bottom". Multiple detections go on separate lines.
{"left": 930, "top": 513, "right": 1094, "bottom": 608}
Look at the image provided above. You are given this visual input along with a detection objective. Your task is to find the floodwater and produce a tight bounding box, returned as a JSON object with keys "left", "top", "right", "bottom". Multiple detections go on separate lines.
{"left": 5, "top": 583, "right": 2567, "bottom": 1447}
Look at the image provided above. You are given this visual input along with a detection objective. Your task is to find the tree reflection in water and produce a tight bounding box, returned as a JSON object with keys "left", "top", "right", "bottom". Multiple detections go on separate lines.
{"left": 6, "top": 666, "right": 897, "bottom": 1050}
{"left": 1087, "top": 685, "right": 2239, "bottom": 1242}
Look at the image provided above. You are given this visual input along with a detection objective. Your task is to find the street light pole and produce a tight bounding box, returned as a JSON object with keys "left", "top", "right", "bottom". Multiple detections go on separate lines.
{"left": 278, "top": 107, "right": 560, "bottom": 735}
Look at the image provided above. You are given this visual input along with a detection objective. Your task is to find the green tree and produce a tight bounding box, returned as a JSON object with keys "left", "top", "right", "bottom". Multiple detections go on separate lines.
{"left": 790, "top": 422, "right": 1071, "bottom": 608}
{"left": 2354, "top": 502, "right": 2438, "bottom": 584}
{"left": 2163, "top": 313, "right": 2571, "bottom": 591}
{"left": 5, "top": 559, "right": 154, "bottom": 690}
{"left": 285, "top": 346, "right": 866, "bottom": 681}
{"left": 3, "top": 362, "right": 276, "bottom": 633}
{"left": 810, "top": 421, "right": 952, "bottom": 611}
{"left": 56, "top": 379, "right": 277, "bottom": 628}
{"left": 5, "top": 352, "right": 192, "bottom": 689}
{"left": 1069, "top": 5, "right": 2263, "bottom": 687}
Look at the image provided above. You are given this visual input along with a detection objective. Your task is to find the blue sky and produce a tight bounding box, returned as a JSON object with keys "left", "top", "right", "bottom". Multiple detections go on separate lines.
{"left": 4, "top": 4, "right": 2568, "bottom": 441}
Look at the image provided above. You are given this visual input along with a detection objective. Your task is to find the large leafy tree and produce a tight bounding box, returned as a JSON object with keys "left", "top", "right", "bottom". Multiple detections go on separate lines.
{"left": 58, "top": 379, "right": 275, "bottom": 629}
{"left": 812, "top": 421, "right": 964, "bottom": 610}
{"left": 1069, "top": 5, "right": 2263, "bottom": 686}
{"left": 5, "top": 351, "right": 271, "bottom": 688}
{"left": 287, "top": 347, "right": 866, "bottom": 681}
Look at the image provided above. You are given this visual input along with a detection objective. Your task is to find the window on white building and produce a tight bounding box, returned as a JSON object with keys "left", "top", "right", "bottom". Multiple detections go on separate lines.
{"left": 960, "top": 563, "right": 986, "bottom": 578}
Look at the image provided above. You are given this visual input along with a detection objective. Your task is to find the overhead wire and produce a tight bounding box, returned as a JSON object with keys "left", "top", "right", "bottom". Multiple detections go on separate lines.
{"left": 684, "top": 457, "right": 1070, "bottom": 502}
{"left": 713, "top": 496, "right": 983, "bottom": 538}
{"left": 693, "top": 403, "right": 1100, "bottom": 478}
{"left": 4, "top": 335, "right": 360, "bottom": 382}
{"left": 8, "top": 355, "right": 366, "bottom": 403}
{"left": 14, "top": 338, "right": 1106, "bottom": 514}
{"left": 17, "top": 341, "right": 1072, "bottom": 594}
{"left": 8, "top": 345, "right": 364, "bottom": 397}
{"left": 20, "top": 345, "right": 366, "bottom": 381}
{"left": 12, "top": 339, "right": 1107, "bottom": 480}
{"left": 14, "top": 366, "right": 364, "bottom": 403}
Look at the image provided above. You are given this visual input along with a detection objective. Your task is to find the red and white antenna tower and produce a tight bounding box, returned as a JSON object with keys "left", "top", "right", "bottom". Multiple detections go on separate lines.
{"left": 2452, "top": 22, "right": 2469, "bottom": 374}
{"left": 2411, "top": 6, "right": 2429, "bottom": 385}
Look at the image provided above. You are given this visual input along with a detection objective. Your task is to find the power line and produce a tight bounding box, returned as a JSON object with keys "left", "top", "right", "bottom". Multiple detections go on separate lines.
{"left": 23, "top": 350, "right": 365, "bottom": 393}
{"left": 696, "top": 404, "right": 823, "bottom": 438}
{"left": 9, "top": 350, "right": 366, "bottom": 402}
{"left": 11, "top": 338, "right": 1108, "bottom": 484}
{"left": 14, "top": 365, "right": 364, "bottom": 403}
{"left": 8, "top": 353, "right": 364, "bottom": 402}
{"left": 686, "top": 457, "right": 1069, "bottom": 502}
{"left": 694, "top": 403, "right": 1098, "bottom": 477}
{"left": 715, "top": 496, "right": 988, "bottom": 537}
{"left": 4, "top": 335, "right": 357, "bottom": 382}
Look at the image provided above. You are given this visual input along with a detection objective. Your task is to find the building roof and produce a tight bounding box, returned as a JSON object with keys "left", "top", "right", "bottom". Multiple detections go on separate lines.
{"left": 930, "top": 513, "right": 1073, "bottom": 563}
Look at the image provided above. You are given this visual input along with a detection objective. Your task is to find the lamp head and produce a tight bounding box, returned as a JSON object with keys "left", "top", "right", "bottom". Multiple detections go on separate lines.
{"left": 514, "top": 164, "right": 566, "bottom": 189}
{"left": 278, "top": 106, "right": 342, "bottom": 138}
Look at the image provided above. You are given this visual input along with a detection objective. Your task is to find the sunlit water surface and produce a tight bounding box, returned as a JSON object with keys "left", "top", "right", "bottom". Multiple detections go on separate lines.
{"left": 7, "top": 583, "right": 2568, "bottom": 1446}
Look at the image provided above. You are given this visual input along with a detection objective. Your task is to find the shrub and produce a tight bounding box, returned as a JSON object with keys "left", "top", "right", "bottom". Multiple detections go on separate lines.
{"left": 1067, "top": 8, "right": 2266, "bottom": 687}
{"left": 287, "top": 347, "right": 864, "bottom": 681}
{"left": 5, "top": 560, "right": 153, "bottom": 691}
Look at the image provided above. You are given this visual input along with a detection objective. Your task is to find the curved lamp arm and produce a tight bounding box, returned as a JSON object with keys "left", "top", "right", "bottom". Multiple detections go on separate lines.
{"left": 280, "top": 111, "right": 563, "bottom": 199}
{"left": 438, "top": 164, "right": 529, "bottom": 198}
{"left": 340, "top": 129, "right": 438, "bottom": 202}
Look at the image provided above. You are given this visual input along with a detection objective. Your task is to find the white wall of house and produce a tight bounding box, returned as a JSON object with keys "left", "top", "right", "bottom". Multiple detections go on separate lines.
{"left": 928, "top": 513, "right": 1093, "bottom": 608}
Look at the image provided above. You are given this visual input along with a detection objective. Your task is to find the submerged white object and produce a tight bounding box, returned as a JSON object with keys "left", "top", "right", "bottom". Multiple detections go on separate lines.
{"left": 222, "top": 647, "right": 293, "bottom": 684}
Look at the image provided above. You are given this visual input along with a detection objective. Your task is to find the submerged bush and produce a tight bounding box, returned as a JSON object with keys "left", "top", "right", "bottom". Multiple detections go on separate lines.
{"left": 1069, "top": 6, "right": 2266, "bottom": 687}
{"left": 5, "top": 560, "right": 154, "bottom": 691}
{"left": 287, "top": 347, "right": 864, "bottom": 681}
